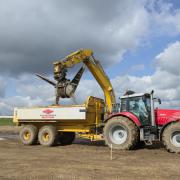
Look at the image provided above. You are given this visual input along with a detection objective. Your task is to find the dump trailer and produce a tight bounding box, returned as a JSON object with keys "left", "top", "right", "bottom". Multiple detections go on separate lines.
{"left": 13, "top": 96, "right": 105, "bottom": 146}
{"left": 14, "top": 49, "right": 180, "bottom": 153}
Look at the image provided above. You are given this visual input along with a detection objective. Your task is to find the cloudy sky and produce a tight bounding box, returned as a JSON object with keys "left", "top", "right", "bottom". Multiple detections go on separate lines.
{"left": 0, "top": 0, "right": 180, "bottom": 115}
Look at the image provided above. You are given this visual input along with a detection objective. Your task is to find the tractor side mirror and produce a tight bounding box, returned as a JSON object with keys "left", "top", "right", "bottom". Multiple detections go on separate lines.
{"left": 158, "top": 98, "right": 161, "bottom": 105}
{"left": 153, "top": 98, "right": 161, "bottom": 105}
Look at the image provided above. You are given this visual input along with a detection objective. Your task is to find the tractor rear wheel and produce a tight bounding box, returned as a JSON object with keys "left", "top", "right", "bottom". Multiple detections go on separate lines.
{"left": 38, "top": 125, "right": 57, "bottom": 147}
{"left": 104, "top": 116, "right": 139, "bottom": 150}
{"left": 19, "top": 125, "right": 38, "bottom": 145}
{"left": 58, "top": 132, "right": 75, "bottom": 145}
{"left": 163, "top": 122, "right": 180, "bottom": 153}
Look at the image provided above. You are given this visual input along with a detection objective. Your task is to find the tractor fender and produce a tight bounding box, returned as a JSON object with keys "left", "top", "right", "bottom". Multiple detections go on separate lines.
{"left": 105, "top": 112, "right": 141, "bottom": 127}
{"left": 159, "top": 119, "right": 180, "bottom": 140}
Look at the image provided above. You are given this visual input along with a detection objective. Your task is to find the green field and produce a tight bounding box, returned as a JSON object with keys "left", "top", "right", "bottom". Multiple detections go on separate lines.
{"left": 0, "top": 118, "right": 13, "bottom": 126}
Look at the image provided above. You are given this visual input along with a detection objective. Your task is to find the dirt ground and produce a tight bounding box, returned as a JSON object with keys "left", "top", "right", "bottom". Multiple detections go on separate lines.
{"left": 0, "top": 126, "right": 180, "bottom": 180}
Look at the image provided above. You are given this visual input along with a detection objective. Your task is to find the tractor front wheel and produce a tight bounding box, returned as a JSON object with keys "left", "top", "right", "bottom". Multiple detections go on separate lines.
{"left": 104, "top": 116, "right": 139, "bottom": 150}
{"left": 163, "top": 122, "right": 180, "bottom": 153}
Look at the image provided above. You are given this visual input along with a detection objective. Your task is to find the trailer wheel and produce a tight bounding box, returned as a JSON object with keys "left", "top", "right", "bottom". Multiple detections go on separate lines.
{"left": 104, "top": 116, "right": 139, "bottom": 150}
{"left": 163, "top": 122, "right": 180, "bottom": 153}
{"left": 19, "top": 125, "right": 38, "bottom": 145}
{"left": 38, "top": 126, "right": 57, "bottom": 147}
{"left": 58, "top": 132, "right": 75, "bottom": 145}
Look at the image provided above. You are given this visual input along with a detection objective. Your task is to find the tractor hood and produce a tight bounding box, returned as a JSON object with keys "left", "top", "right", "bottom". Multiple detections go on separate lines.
{"left": 155, "top": 109, "right": 180, "bottom": 126}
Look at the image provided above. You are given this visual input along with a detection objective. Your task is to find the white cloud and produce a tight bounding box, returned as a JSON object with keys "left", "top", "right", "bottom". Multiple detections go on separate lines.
{"left": 0, "top": 77, "right": 5, "bottom": 97}
{"left": 16, "top": 77, "right": 55, "bottom": 100}
{"left": 76, "top": 41, "right": 180, "bottom": 109}
{"left": 0, "top": 0, "right": 150, "bottom": 75}
{"left": 147, "top": 0, "right": 180, "bottom": 36}
{"left": 112, "top": 41, "right": 180, "bottom": 108}
{"left": 155, "top": 41, "right": 180, "bottom": 75}
{"left": 1, "top": 1, "right": 180, "bottom": 114}
{"left": 1, "top": 41, "right": 180, "bottom": 115}
{"left": 0, "top": 95, "right": 45, "bottom": 115}
{"left": 130, "top": 64, "right": 145, "bottom": 71}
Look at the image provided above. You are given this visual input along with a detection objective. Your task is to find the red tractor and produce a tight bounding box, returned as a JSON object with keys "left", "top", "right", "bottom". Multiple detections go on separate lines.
{"left": 104, "top": 90, "right": 180, "bottom": 153}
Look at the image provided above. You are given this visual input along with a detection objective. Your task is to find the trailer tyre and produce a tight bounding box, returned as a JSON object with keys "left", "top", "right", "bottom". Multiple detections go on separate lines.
{"left": 104, "top": 117, "right": 139, "bottom": 150}
{"left": 58, "top": 132, "right": 75, "bottom": 145}
{"left": 163, "top": 122, "right": 180, "bottom": 153}
{"left": 19, "top": 125, "right": 38, "bottom": 145}
{"left": 38, "top": 126, "right": 57, "bottom": 147}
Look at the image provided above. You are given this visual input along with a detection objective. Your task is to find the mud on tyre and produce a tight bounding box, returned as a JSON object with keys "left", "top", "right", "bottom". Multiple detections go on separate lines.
{"left": 104, "top": 116, "right": 139, "bottom": 150}
{"left": 38, "top": 125, "right": 57, "bottom": 147}
{"left": 162, "top": 122, "right": 180, "bottom": 153}
{"left": 19, "top": 125, "right": 38, "bottom": 145}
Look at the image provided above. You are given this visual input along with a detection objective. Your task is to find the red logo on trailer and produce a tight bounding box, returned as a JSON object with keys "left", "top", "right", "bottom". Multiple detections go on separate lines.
{"left": 43, "top": 109, "right": 54, "bottom": 114}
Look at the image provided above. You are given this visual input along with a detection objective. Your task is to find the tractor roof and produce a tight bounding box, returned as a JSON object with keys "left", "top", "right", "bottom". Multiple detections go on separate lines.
{"left": 121, "top": 93, "right": 150, "bottom": 99}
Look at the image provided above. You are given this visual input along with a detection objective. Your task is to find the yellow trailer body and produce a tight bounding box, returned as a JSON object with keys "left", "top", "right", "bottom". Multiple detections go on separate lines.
{"left": 13, "top": 96, "right": 105, "bottom": 145}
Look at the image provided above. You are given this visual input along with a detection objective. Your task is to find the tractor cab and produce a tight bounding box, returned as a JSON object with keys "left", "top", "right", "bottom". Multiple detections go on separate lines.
{"left": 119, "top": 90, "right": 162, "bottom": 128}
{"left": 120, "top": 92, "right": 151, "bottom": 126}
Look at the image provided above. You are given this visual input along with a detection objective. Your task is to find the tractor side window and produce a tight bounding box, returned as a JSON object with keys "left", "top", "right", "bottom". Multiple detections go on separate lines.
{"left": 138, "top": 98, "right": 148, "bottom": 118}
{"left": 121, "top": 99, "right": 127, "bottom": 111}
{"left": 128, "top": 97, "right": 149, "bottom": 125}
{"left": 143, "top": 97, "right": 151, "bottom": 113}
{"left": 128, "top": 97, "right": 140, "bottom": 117}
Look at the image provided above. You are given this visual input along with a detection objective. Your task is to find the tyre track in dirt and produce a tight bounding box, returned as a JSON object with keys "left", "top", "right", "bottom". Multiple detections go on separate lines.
{"left": 0, "top": 126, "right": 180, "bottom": 180}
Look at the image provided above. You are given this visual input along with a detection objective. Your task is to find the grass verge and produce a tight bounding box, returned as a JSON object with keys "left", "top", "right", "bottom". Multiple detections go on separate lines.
{"left": 0, "top": 118, "right": 13, "bottom": 126}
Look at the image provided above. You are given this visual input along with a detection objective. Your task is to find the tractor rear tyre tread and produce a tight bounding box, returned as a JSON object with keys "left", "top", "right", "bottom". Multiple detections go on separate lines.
{"left": 104, "top": 116, "right": 139, "bottom": 150}
{"left": 162, "top": 122, "right": 180, "bottom": 154}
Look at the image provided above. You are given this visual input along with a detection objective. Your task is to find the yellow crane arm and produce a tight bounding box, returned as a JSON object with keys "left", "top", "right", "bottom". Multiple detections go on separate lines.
{"left": 53, "top": 49, "right": 116, "bottom": 113}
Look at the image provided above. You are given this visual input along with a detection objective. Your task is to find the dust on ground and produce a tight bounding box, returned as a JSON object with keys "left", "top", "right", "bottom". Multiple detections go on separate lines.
{"left": 0, "top": 126, "right": 180, "bottom": 180}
